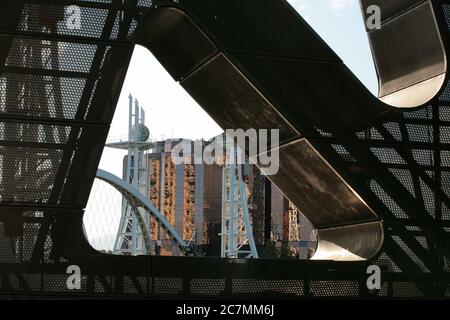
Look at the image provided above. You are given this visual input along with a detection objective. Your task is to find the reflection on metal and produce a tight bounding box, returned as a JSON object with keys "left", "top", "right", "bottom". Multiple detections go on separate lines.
{"left": 264, "top": 139, "right": 379, "bottom": 228}
{"left": 312, "top": 221, "right": 384, "bottom": 261}
{"left": 221, "top": 140, "right": 259, "bottom": 259}
{"left": 360, "top": 0, "right": 447, "bottom": 108}
{"left": 380, "top": 73, "right": 446, "bottom": 108}
{"left": 96, "top": 169, "right": 186, "bottom": 251}
{"left": 261, "top": 138, "right": 383, "bottom": 261}
{"left": 181, "top": 53, "right": 301, "bottom": 144}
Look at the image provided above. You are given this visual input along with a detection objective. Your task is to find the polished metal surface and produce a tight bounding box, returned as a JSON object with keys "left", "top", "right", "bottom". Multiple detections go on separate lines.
{"left": 181, "top": 53, "right": 301, "bottom": 144}
{"left": 264, "top": 139, "right": 378, "bottom": 228}
{"left": 360, "top": 0, "right": 447, "bottom": 108}
{"left": 312, "top": 221, "right": 384, "bottom": 261}
{"left": 262, "top": 139, "right": 383, "bottom": 261}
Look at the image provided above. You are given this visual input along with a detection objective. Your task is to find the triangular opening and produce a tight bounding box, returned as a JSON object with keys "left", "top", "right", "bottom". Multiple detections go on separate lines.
{"left": 83, "top": 45, "right": 317, "bottom": 259}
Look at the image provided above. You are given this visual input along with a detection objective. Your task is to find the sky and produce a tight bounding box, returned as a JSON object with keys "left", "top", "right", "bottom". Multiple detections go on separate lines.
{"left": 84, "top": 0, "right": 379, "bottom": 250}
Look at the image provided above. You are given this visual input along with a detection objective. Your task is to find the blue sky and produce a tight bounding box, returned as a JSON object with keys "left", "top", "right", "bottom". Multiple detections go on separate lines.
{"left": 289, "top": 0, "right": 377, "bottom": 92}
{"left": 84, "top": 0, "right": 379, "bottom": 249}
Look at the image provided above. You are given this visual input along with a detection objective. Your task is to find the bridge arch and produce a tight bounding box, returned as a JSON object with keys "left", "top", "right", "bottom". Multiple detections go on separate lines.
{"left": 95, "top": 169, "right": 186, "bottom": 253}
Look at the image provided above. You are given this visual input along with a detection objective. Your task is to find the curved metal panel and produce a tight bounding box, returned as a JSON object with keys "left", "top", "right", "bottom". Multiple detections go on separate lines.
{"left": 360, "top": 0, "right": 447, "bottom": 108}
{"left": 262, "top": 139, "right": 378, "bottom": 228}
{"left": 180, "top": 53, "right": 301, "bottom": 144}
{"left": 312, "top": 221, "right": 384, "bottom": 261}
{"left": 136, "top": 3, "right": 384, "bottom": 261}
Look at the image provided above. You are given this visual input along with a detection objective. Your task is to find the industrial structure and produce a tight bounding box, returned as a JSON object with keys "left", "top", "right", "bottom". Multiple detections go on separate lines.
{"left": 93, "top": 106, "right": 316, "bottom": 258}
{"left": 0, "top": 0, "right": 449, "bottom": 298}
{"left": 108, "top": 94, "right": 153, "bottom": 255}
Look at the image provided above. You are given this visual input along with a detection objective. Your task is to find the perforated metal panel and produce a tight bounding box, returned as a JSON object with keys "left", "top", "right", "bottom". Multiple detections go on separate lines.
{"left": 190, "top": 279, "right": 225, "bottom": 296}
{"left": 232, "top": 279, "right": 304, "bottom": 296}
{"left": 374, "top": 252, "right": 402, "bottom": 273}
{"left": 370, "top": 180, "right": 410, "bottom": 219}
{"left": 310, "top": 281, "right": 359, "bottom": 297}
{"left": 0, "top": 147, "right": 63, "bottom": 204}
{"left": 153, "top": 277, "right": 183, "bottom": 295}
{"left": 393, "top": 282, "right": 424, "bottom": 298}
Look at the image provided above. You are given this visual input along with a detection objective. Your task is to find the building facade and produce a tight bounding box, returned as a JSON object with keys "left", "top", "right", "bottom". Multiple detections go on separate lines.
{"left": 123, "top": 139, "right": 317, "bottom": 257}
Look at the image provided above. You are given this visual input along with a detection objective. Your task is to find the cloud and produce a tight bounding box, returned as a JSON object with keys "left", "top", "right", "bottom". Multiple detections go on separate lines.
{"left": 327, "top": 0, "right": 355, "bottom": 11}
